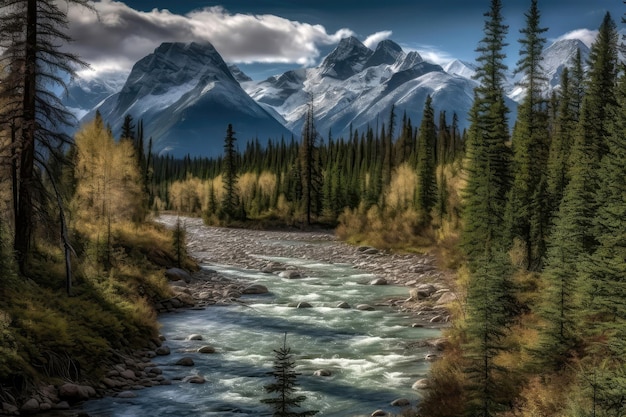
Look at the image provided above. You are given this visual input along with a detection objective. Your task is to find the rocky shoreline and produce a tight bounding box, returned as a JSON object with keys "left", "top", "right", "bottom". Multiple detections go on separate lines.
{"left": 2, "top": 215, "right": 456, "bottom": 416}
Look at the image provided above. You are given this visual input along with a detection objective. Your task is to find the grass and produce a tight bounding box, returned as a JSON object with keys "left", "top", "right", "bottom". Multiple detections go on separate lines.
{"left": 0, "top": 219, "right": 187, "bottom": 397}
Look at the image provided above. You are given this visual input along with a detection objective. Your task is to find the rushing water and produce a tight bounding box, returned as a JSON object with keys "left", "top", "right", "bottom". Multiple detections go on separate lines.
{"left": 82, "top": 252, "right": 440, "bottom": 417}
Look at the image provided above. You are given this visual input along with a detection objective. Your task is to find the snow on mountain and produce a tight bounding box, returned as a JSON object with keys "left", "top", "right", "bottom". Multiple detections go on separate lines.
{"left": 228, "top": 64, "right": 253, "bottom": 83}
{"left": 82, "top": 42, "right": 291, "bottom": 157}
{"left": 65, "top": 31, "right": 589, "bottom": 158}
{"left": 245, "top": 37, "right": 480, "bottom": 139}
{"left": 443, "top": 60, "right": 477, "bottom": 80}
{"left": 541, "top": 38, "right": 590, "bottom": 88}
{"left": 65, "top": 70, "right": 128, "bottom": 119}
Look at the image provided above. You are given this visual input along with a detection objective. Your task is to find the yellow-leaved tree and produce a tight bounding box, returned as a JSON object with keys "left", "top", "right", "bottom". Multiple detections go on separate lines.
{"left": 72, "top": 112, "right": 143, "bottom": 265}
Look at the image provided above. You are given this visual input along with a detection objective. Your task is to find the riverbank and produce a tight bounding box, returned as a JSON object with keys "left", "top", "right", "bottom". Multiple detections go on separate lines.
{"left": 156, "top": 215, "right": 457, "bottom": 327}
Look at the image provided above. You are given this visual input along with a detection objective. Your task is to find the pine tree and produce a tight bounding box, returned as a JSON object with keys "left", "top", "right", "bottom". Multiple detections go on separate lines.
{"left": 299, "top": 101, "right": 321, "bottom": 225}
{"left": 461, "top": 0, "right": 511, "bottom": 264}
{"left": 461, "top": 2, "right": 514, "bottom": 415}
{"left": 546, "top": 67, "right": 577, "bottom": 222}
{"left": 221, "top": 124, "right": 240, "bottom": 220}
{"left": 505, "top": 0, "right": 549, "bottom": 270}
{"left": 464, "top": 251, "right": 514, "bottom": 417}
{"left": 415, "top": 95, "right": 437, "bottom": 224}
{"left": 261, "top": 334, "right": 318, "bottom": 417}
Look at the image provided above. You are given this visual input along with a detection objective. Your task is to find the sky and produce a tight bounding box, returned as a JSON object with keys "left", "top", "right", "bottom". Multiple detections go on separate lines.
{"left": 66, "top": 0, "right": 624, "bottom": 81}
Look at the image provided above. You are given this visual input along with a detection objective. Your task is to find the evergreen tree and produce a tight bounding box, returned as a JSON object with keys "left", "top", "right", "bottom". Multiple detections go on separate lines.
{"left": 464, "top": 251, "right": 514, "bottom": 417}
{"left": 299, "top": 101, "right": 321, "bottom": 225}
{"left": 505, "top": 0, "right": 550, "bottom": 270}
{"left": 461, "top": 2, "right": 514, "bottom": 415}
{"left": 577, "top": 66, "right": 626, "bottom": 407}
{"left": 546, "top": 67, "right": 577, "bottom": 221}
{"left": 120, "top": 114, "right": 135, "bottom": 142}
{"left": 461, "top": 0, "right": 511, "bottom": 263}
{"left": 415, "top": 96, "right": 437, "bottom": 223}
{"left": 261, "top": 334, "right": 318, "bottom": 417}
{"left": 221, "top": 124, "right": 240, "bottom": 220}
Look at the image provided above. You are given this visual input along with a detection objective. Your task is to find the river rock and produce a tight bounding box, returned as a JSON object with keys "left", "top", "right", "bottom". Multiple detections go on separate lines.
{"left": 198, "top": 345, "right": 216, "bottom": 354}
{"left": 165, "top": 268, "right": 192, "bottom": 283}
{"left": 279, "top": 270, "right": 302, "bottom": 279}
{"left": 187, "top": 376, "right": 206, "bottom": 384}
{"left": 187, "top": 334, "right": 203, "bottom": 341}
{"left": 296, "top": 301, "right": 312, "bottom": 308}
{"left": 412, "top": 379, "right": 429, "bottom": 390}
{"left": 436, "top": 291, "right": 457, "bottom": 305}
{"left": 412, "top": 284, "right": 436, "bottom": 299}
{"left": 313, "top": 369, "right": 332, "bottom": 377}
{"left": 175, "top": 357, "right": 195, "bottom": 366}
{"left": 356, "top": 304, "right": 375, "bottom": 311}
{"left": 242, "top": 284, "right": 269, "bottom": 294}
{"left": 156, "top": 345, "right": 171, "bottom": 355}
{"left": 20, "top": 398, "right": 39, "bottom": 413}
{"left": 120, "top": 369, "right": 137, "bottom": 380}
{"left": 369, "top": 278, "right": 387, "bottom": 285}
{"left": 58, "top": 383, "right": 96, "bottom": 402}
{"left": 390, "top": 398, "right": 410, "bottom": 407}
{"left": 336, "top": 301, "right": 351, "bottom": 309}
{"left": 52, "top": 401, "right": 70, "bottom": 410}
{"left": 116, "top": 391, "right": 137, "bottom": 399}
{"left": 371, "top": 410, "right": 387, "bottom": 416}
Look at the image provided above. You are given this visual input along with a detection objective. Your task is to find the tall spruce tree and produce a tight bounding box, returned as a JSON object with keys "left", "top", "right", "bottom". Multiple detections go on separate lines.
{"left": 299, "top": 101, "right": 321, "bottom": 225}
{"left": 415, "top": 95, "right": 437, "bottom": 224}
{"left": 546, "top": 67, "right": 577, "bottom": 222}
{"left": 221, "top": 124, "right": 239, "bottom": 219}
{"left": 505, "top": 0, "right": 549, "bottom": 270}
{"left": 461, "top": 0, "right": 511, "bottom": 263}
{"left": 461, "top": 2, "right": 514, "bottom": 415}
{"left": 575, "top": 65, "right": 626, "bottom": 412}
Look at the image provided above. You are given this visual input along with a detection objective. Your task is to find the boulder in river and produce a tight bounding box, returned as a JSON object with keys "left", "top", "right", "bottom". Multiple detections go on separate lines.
{"left": 197, "top": 346, "right": 216, "bottom": 354}
{"left": 187, "top": 334, "right": 203, "bottom": 341}
{"left": 412, "top": 379, "right": 429, "bottom": 390}
{"left": 279, "top": 270, "right": 302, "bottom": 279}
{"left": 242, "top": 284, "right": 269, "bottom": 295}
{"left": 336, "top": 301, "right": 351, "bottom": 309}
{"left": 175, "top": 357, "right": 195, "bottom": 366}
{"left": 390, "top": 398, "right": 410, "bottom": 407}
{"left": 155, "top": 345, "right": 171, "bottom": 356}
{"left": 371, "top": 410, "right": 387, "bottom": 416}
{"left": 313, "top": 369, "right": 332, "bottom": 377}
{"left": 369, "top": 278, "right": 387, "bottom": 285}
{"left": 296, "top": 302, "right": 313, "bottom": 309}
{"left": 356, "top": 304, "right": 375, "bottom": 311}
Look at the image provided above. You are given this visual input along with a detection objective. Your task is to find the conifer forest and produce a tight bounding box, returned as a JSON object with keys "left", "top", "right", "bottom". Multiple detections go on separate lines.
{"left": 0, "top": 0, "right": 625, "bottom": 416}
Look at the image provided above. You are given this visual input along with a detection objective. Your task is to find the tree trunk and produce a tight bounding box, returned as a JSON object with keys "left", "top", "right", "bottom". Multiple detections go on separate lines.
{"left": 14, "top": 0, "right": 38, "bottom": 275}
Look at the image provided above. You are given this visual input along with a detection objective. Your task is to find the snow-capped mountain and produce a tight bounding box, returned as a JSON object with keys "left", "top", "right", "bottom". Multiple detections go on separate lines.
{"left": 244, "top": 37, "right": 479, "bottom": 139}
{"left": 81, "top": 42, "right": 291, "bottom": 157}
{"left": 65, "top": 70, "right": 128, "bottom": 120}
{"left": 508, "top": 38, "right": 590, "bottom": 102}
{"left": 64, "top": 32, "right": 591, "bottom": 158}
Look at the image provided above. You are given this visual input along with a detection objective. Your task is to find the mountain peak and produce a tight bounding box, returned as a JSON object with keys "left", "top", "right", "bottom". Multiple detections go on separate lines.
{"left": 365, "top": 39, "right": 404, "bottom": 68}
{"left": 320, "top": 36, "right": 373, "bottom": 80}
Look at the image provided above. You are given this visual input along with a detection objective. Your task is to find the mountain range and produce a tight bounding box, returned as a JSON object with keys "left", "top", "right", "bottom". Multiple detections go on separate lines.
{"left": 65, "top": 36, "right": 590, "bottom": 158}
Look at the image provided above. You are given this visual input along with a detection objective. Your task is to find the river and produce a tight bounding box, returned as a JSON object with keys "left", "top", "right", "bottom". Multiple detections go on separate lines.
{"left": 80, "top": 219, "right": 445, "bottom": 417}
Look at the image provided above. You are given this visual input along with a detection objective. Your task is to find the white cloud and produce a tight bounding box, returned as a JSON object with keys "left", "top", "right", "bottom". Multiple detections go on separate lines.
{"left": 66, "top": 1, "right": 354, "bottom": 76}
{"left": 363, "top": 31, "right": 393, "bottom": 49}
{"left": 555, "top": 29, "right": 598, "bottom": 49}
{"left": 402, "top": 43, "right": 454, "bottom": 66}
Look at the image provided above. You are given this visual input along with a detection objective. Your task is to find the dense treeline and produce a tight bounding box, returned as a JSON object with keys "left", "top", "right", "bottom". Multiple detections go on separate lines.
{"left": 420, "top": 1, "right": 626, "bottom": 416}
{"left": 148, "top": 100, "right": 466, "bottom": 252}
